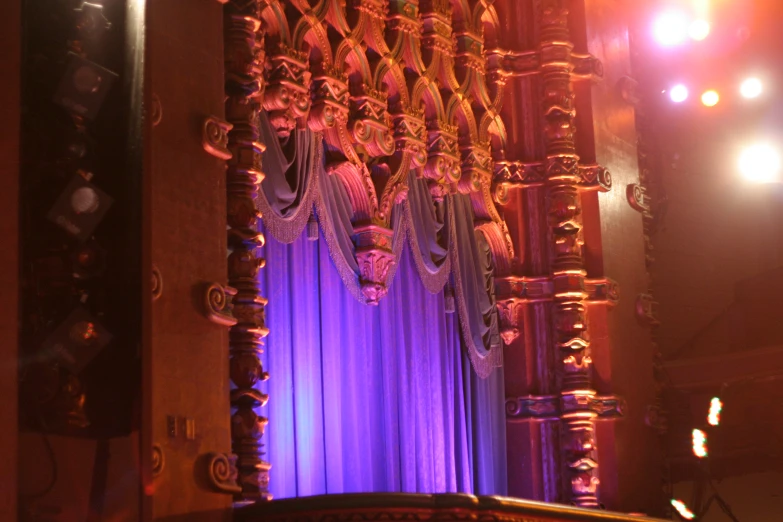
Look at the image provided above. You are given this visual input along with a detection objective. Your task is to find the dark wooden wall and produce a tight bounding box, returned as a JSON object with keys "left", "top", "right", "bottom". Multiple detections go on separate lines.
{"left": 577, "top": 0, "right": 662, "bottom": 512}
{"left": 0, "top": 0, "right": 20, "bottom": 519}
{"left": 143, "top": 0, "right": 233, "bottom": 519}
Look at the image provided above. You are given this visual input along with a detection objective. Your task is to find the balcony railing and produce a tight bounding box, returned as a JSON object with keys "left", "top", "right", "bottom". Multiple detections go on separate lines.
{"left": 235, "top": 493, "right": 666, "bottom": 522}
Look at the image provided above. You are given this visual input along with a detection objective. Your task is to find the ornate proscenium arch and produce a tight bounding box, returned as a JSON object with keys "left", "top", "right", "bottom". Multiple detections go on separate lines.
{"left": 224, "top": 0, "right": 518, "bottom": 502}
{"left": 254, "top": 0, "right": 514, "bottom": 305}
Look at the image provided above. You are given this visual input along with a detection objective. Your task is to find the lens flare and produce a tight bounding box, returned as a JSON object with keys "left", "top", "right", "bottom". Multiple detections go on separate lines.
{"left": 653, "top": 11, "right": 689, "bottom": 46}
{"left": 740, "top": 77, "right": 763, "bottom": 99}
{"left": 701, "top": 90, "right": 720, "bottom": 107}
{"left": 689, "top": 19, "right": 711, "bottom": 41}
{"left": 669, "top": 84, "right": 689, "bottom": 103}
{"left": 739, "top": 143, "right": 782, "bottom": 183}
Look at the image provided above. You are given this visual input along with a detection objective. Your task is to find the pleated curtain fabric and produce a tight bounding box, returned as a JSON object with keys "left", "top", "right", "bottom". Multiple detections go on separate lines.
{"left": 258, "top": 228, "right": 508, "bottom": 498}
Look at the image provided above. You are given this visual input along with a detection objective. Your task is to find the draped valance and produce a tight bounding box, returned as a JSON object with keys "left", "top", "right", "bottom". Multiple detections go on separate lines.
{"left": 256, "top": 113, "right": 503, "bottom": 377}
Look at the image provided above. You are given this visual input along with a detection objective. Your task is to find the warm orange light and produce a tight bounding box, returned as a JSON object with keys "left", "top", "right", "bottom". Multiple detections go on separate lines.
{"left": 671, "top": 499, "right": 696, "bottom": 520}
{"left": 701, "top": 90, "right": 720, "bottom": 107}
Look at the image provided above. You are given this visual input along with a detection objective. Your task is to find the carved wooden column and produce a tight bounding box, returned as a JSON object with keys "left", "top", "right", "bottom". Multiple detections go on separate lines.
{"left": 224, "top": 0, "right": 271, "bottom": 501}
{"left": 539, "top": 1, "right": 599, "bottom": 507}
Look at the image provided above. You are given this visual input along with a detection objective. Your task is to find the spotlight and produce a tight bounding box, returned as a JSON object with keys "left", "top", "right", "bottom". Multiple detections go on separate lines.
{"left": 689, "top": 19, "right": 711, "bottom": 41}
{"left": 701, "top": 90, "right": 720, "bottom": 107}
{"left": 707, "top": 397, "right": 723, "bottom": 426}
{"left": 669, "top": 84, "right": 689, "bottom": 103}
{"left": 671, "top": 499, "right": 696, "bottom": 520}
{"left": 692, "top": 428, "right": 708, "bottom": 458}
{"left": 740, "top": 77, "right": 763, "bottom": 99}
{"left": 739, "top": 143, "right": 782, "bottom": 183}
{"left": 653, "top": 11, "right": 689, "bottom": 46}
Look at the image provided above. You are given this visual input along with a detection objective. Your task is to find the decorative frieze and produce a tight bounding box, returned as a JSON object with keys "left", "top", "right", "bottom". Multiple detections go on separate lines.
{"left": 309, "top": 67, "right": 350, "bottom": 132}
{"left": 392, "top": 107, "right": 427, "bottom": 168}
{"left": 349, "top": 85, "right": 395, "bottom": 157}
{"left": 423, "top": 120, "right": 460, "bottom": 199}
{"left": 263, "top": 43, "right": 311, "bottom": 137}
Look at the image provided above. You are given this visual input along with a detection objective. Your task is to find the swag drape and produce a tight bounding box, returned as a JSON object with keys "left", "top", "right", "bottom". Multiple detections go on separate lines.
{"left": 256, "top": 112, "right": 503, "bottom": 376}
{"left": 258, "top": 228, "right": 508, "bottom": 498}
{"left": 255, "top": 111, "right": 508, "bottom": 498}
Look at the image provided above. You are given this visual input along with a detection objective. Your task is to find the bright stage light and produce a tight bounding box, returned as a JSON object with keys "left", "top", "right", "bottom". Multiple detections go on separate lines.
{"left": 669, "top": 84, "right": 689, "bottom": 103}
{"left": 653, "top": 11, "right": 689, "bottom": 46}
{"left": 692, "top": 428, "right": 708, "bottom": 458}
{"left": 708, "top": 397, "right": 723, "bottom": 426}
{"left": 701, "top": 90, "right": 720, "bottom": 107}
{"left": 740, "top": 77, "right": 763, "bottom": 99}
{"left": 739, "top": 143, "right": 782, "bottom": 183}
{"left": 671, "top": 499, "right": 696, "bottom": 520}
{"left": 689, "top": 19, "right": 711, "bottom": 41}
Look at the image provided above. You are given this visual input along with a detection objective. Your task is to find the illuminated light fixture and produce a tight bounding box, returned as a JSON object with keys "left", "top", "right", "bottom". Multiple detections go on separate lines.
{"left": 689, "top": 19, "right": 711, "bottom": 41}
{"left": 740, "top": 77, "right": 763, "bottom": 99}
{"left": 692, "top": 428, "right": 708, "bottom": 458}
{"left": 701, "top": 90, "right": 720, "bottom": 107}
{"left": 669, "top": 84, "right": 689, "bottom": 103}
{"left": 739, "top": 143, "right": 782, "bottom": 183}
{"left": 653, "top": 11, "right": 690, "bottom": 46}
{"left": 708, "top": 397, "right": 723, "bottom": 426}
{"left": 671, "top": 499, "right": 696, "bottom": 520}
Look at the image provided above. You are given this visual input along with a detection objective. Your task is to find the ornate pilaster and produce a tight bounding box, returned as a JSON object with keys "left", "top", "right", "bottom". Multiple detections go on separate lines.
{"left": 224, "top": 0, "right": 271, "bottom": 502}
{"left": 540, "top": 0, "right": 598, "bottom": 508}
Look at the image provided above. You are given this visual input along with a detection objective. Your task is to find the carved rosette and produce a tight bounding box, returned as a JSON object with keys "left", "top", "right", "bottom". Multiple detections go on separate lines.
{"left": 349, "top": 85, "right": 395, "bottom": 157}
{"left": 354, "top": 224, "right": 395, "bottom": 305}
{"left": 423, "top": 120, "right": 460, "bottom": 199}
{"left": 540, "top": 0, "right": 599, "bottom": 508}
{"left": 263, "top": 43, "right": 312, "bottom": 137}
{"left": 224, "top": 0, "right": 272, "bottom": 502}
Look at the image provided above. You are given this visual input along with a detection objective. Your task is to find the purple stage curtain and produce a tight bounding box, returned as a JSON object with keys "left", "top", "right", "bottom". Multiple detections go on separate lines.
{"left": 258, "top": 227, "right": 508, "bottom": 499}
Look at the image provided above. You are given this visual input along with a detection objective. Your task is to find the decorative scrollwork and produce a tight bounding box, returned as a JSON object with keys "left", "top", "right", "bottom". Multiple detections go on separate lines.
{"left": 206, "top": 452, "right": 242, "bottom": 494}
{"left": 151, "top": 264, "right": 163, "bottom": 301}
{"left": 150, "top": 93, "right": 163, "bottom": 127}
{"left": 152, "top": 444, "right": 164, "bottom": 477}
{"left": 202, "top": 116, "right": 233, "bottom": 160}
{"left": 204, "top": 283, "right": 238, "bottom": 326}
{"left": 627, "top": 183, "right": 650, "bottom": 213}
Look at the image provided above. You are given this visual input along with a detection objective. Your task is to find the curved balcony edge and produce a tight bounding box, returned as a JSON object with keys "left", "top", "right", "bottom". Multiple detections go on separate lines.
{"left": 235, "top": 493, "right": 666, "bottom": 522}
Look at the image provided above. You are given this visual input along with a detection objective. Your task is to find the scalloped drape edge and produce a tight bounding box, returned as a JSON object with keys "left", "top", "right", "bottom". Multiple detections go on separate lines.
{"left": 404, "top": 198, "right": 451, "bottom": 295}
{"left": 449, "top": 202, "right": 502, "bottom": 379}
{"left": 313, "top": 190, "right": 405, "bottom": 306}
{"left": 255, "top": 132, "right": 322, "bottom": 244}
